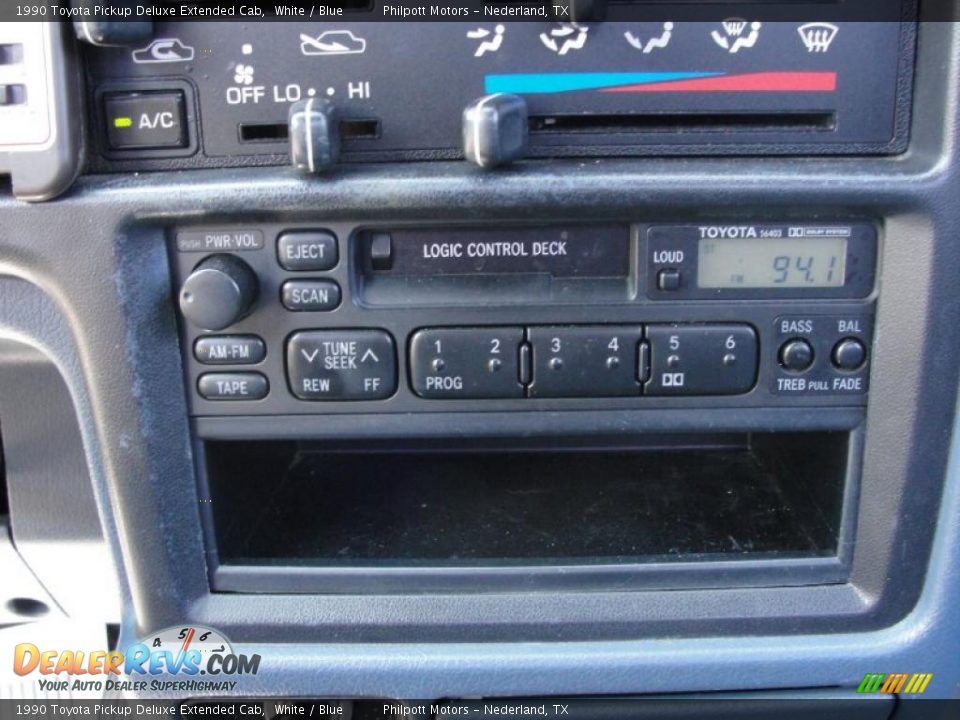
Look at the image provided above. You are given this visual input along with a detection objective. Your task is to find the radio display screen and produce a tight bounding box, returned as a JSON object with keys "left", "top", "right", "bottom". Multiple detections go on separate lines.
{"left": 697, "top": 237, "right": 847, "bottom": 289}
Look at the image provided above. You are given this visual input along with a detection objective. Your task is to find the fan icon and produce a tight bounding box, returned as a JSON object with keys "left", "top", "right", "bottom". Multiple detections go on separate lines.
{"left": 233, "top": 64, "right": 254, "bottom": 85}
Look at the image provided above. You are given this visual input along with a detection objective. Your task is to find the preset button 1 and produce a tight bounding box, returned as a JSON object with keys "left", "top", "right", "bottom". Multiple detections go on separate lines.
{"left": 409, "top": 327, "right": 524, "bottom": 399}
{"left": 287, "top": 329, "right": 396, "bottom": 400}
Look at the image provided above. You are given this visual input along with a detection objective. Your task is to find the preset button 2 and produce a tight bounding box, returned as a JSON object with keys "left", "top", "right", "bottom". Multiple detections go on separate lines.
{"left": 409, "top": 327, "right": 524, "bottom": 399}
{"left": 287, "top": 330, "right": 397, "bottom": 400}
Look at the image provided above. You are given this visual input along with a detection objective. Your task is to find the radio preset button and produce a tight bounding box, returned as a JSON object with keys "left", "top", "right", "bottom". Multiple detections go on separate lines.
{"left": 287, "top": 330, "right": 396, "bottom": 401}
{"left": 281, "top": 279, "right": 341, "bottom": 312}
{"left": 194, "top": 335, "right": 265, "bottom": 365}
{"left": 277, "top": 231, "right": 338, "bottom": 271}
{"left": 832, "top": 337, "right": 866, "bottom": 370}
{"left": 528, "top": 326, "right": 643, "bottom": 398}
{"left": 646, "top": 324, "right": 758, "bottom": 396}
{"left": 198, "top": 372, "right": 268, "bottom": 401}
{"left": 410, "top": 327, "right": 525, "bottom": 399}
{"left": 779, "top": 339, "right": 814, "bottom": 372}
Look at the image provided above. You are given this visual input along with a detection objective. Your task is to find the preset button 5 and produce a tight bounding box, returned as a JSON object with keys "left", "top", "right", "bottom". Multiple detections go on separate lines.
{"left": 645, "top": 324, "right": 758, "bottom": 396}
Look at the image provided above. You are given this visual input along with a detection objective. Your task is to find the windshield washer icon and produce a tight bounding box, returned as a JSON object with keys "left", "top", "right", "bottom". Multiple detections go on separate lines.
{"left": 300, "top": 30, "right": 367, "bottom": 56}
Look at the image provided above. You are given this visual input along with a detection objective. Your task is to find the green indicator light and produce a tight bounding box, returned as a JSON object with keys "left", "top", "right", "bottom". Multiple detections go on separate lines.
{"left": 113, "top": 116, "right": 133, "bottom": 128}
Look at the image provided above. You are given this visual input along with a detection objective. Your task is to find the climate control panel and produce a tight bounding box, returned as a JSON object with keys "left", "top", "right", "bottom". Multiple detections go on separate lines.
{"left": 170, "top": 220, "right": 877, "bottom": 416}
{"left": 84, "top": 6, "right": 914, "bottom": 175}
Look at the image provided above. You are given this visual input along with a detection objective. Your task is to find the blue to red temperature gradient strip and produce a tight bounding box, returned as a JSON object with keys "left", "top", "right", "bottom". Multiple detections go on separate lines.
{"left": 485, "top": 71, "right": 837, "bottom": 94}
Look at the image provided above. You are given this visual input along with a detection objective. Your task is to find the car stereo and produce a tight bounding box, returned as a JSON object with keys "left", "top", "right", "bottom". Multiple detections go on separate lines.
{"left": 170, "top": 220, "right": 876, "bottom": 417}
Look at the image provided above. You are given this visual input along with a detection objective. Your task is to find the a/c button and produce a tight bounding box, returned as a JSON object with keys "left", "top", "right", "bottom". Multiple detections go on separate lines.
{"left": 104, "top": 91, "right": 187, "bottom": 150}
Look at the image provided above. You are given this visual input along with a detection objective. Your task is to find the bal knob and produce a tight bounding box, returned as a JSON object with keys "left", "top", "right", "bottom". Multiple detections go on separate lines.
{"left": 179, "top": 254, "right": 258, "bottom": 331}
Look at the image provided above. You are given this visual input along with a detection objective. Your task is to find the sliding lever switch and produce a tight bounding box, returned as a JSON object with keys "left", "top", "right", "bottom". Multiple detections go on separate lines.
{"left": 289, "top": 99, "right": 340, "bottom": 173}
{"left": 463, "top": 94, "right": 529, "bottom": 169}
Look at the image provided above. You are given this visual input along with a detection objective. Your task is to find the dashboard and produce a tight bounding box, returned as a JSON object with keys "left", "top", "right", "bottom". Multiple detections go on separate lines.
{"left": 0, "top": 1, "right": 959, "bottom": 717}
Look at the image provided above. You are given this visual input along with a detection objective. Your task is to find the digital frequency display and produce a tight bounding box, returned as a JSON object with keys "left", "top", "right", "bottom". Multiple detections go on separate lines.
{"left": 697, "top": 237, "right": 847, "bottom": 288}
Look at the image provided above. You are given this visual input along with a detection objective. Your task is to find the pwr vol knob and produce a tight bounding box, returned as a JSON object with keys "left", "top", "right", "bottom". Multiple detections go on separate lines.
{"left": 179, "top": 255, "right": 258, "bottom": 331}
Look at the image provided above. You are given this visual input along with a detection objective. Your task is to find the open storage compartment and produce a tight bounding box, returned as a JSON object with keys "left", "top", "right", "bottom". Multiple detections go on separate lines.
{"left": 202, "top": 431, "right": 856, "bottom": 593}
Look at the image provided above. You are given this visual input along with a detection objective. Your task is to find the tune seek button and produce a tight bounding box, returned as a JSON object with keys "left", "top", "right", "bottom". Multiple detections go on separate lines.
{"left": 198, "top": 372, "right": 268, "bottom": 401}
{"left": 287, "top": 329, "right": 397, "bottom": 400}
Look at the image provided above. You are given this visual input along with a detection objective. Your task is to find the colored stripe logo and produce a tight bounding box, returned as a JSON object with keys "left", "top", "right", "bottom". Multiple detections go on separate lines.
{"left": 485, "top": 71, "right": 836, "bottom": 95}
{"left": 857, "top": 672, "right": 933, "bottom": 695}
